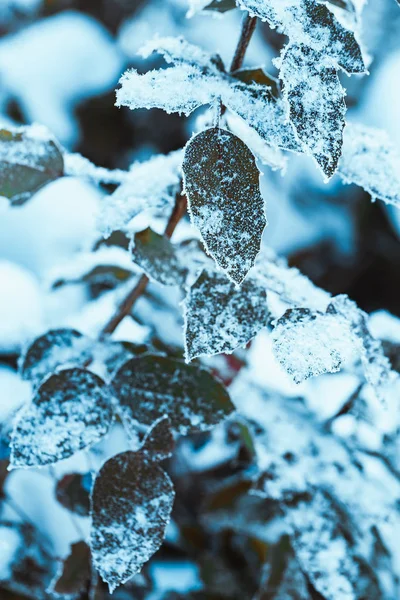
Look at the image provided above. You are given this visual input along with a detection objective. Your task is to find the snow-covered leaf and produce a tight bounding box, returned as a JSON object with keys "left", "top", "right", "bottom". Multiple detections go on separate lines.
{"left": 116, "top": 63, "right": 213, "bottom": 116}
{"left": 141, "top": 416, "right": 175, "bottom": 462}
{"left": 329, "top": 295, "right": 397, "bottom": 400}
{"left": 11, "top": 368, "right": 113, "bottom": 468}
{"left": 90, "top": 450, "right": 174, "bottom": 592}
{"left": 112, "top": 354, "right": 234, "bottom": 435}
{"left": 99, "top": 150, "right": 183, "bottom": 236}
{"left": 338, "top": 123, "right": 400, "bottom": 208}
{"left": 288, "top": 491, "right": 382, "bottom": 600}
{"left": 116, "top": 39, "right": 300, "bottom": 155}
{"left": 0, "top": 125, "right": 63, "bottom": 205}
{"left": 183, "top": 127, "right": 266, "bottom": 285}
{"left": 50, "top": 541, "right": 91, "bottom": 597}
{"left": 280, "top": 44, "right": 346, "bottom": 179}
{"left": 131, "top": 227, "right": 187, "bottom": 286}
{"left": 184, "top": 268, "right": 269, "bottom": 360}
{"left": 238, "top": 0, "right": 366, "bottom": 74}
{"left": 272, "top": 307, "right": 352, "bottom": 383}
{"left": 20, "top": 328, "right": 93, "bottom": 387}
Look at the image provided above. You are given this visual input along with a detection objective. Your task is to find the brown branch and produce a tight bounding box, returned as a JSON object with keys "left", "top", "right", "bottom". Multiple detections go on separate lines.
{"left": 100, "top": 193, "right": 187, "bottom": 337}
{"left": 100, "top": 13, "right": 257, "bottom": 338}
{"left": 229, "top": 13, "right": 257, "bottom": 73}
{"left": 220, "top": 12, "right": 257, "bottom": 117}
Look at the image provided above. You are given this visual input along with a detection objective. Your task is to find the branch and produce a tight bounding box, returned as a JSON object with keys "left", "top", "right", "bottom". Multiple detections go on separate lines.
{"left": 99, "top": 13, "right": 257, "bottom": 338}
{"left": 229, "top": 13, "right": 257, "bottom": 73}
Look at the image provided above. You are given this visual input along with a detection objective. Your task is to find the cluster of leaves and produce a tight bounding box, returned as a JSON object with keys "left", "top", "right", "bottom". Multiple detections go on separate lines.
{"left": 2, "top": 0, "right": 400, "bottom": 598}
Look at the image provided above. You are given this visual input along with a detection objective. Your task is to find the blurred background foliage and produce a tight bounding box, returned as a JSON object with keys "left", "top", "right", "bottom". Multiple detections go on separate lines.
{"left": 1, "top": 1, "right": 400, "bottom": 598}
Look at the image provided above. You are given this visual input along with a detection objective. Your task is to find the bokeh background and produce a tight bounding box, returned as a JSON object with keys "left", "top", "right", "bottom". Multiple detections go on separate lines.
{"left": 1, "top": 0, "right": 400, "bottom": 597}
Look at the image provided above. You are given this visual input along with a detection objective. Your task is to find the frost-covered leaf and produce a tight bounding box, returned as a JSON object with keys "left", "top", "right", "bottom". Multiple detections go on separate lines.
{"left": 11, "top": 369, "right": 113, "bottom": 468}
{"left": 329, "top": 295, "right": 397, "bottom": 400}
{"left": 280, "top": 44, "right": 346, "bottom": 178}
{"left": 338, "top": 123, "right": 400, "bottom": 208}
{"left": 50, "top": 541, "right": 91, "bottom": 597}
{"left": 112, "top": 354, "right": 234, "bottom": 435}
{"left": 238, "top": 0, "right": 366, "bottom": 74}
{"left": 116, "top": 64, "right": 213, "bottom": 116}
{"left": 223, "top": 79, "right": 301, "bottom": 153}
{"left": 141, "top": 416, "right": 175, "bottom": 462}
{"left": 116, "top": 39, "right": 300, "bottom": 155}
{"left": 131, "top": 227, "right": 186, "bottom": 286}
{"left": 184, "top": 269, "right": 269, "bottom": 360}
{"left": 0, "top": 125, "right": 64, "bottom": 205}
{"left": 183, "top": 128, "right": 266, "bottom": 284}
{"left": 99, "top": 150, "right": 183, "bottom": 236}
{"left": 288, "top": 491, "right": 383, "bottom": 600}
{"left": 90, "top": 450, "right": 174, "bottom": 592}
{"left": 272, "top": 307, "right": 352, "bottom": 383}
{"left": 55, "top": 473, "right": 92, "bottom": 516}
{"left": 20, "top": 329, "right": 93, "bottom": 386}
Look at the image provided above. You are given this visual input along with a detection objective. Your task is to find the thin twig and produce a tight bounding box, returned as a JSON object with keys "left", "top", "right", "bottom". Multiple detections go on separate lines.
{"left": 100, "top": 193, "right": 187, "bottom": 337}
{"left": 229, "top": 13, "right": 257, "bottom": 73}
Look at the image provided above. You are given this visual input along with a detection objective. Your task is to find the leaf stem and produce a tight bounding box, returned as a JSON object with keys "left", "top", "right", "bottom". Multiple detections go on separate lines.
{"left": 100, "top": 192, "right": 187, "bottom": 337}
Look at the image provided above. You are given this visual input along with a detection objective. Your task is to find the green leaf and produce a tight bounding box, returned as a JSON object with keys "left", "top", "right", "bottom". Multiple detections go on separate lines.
{"left": 183, "top": 128, "right": 266, "bottom": 285}
{"left": 0, "top": 126, "right": 64, "bottom": 205}
{"left": 112, "top": 354, "right": 235, "bottom": 435}
{"left": 11, "top": 368, "right": 113, "bottom": 468}
{"left": 184, "top": 269, "right": 269, "bottom": 360}
{"left": 90, "top": 450, "right": 174, "bottom": 592}
{"left": 131, "top": 227, "right": 187, "bottom": 286}
{"left": 50, "top": 541, "right": 91, "bottom": 596}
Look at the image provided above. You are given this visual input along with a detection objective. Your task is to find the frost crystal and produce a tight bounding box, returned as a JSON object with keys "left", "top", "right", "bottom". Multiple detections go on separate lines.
{"left": 183, "top": 127, "right": 267, "bottom": 285}
{"left": 99, "top": 150, "right": 183, "bottom": 235}
{"left": 272, "top": 307, "right": 352, "bottom": 383}
{"left": 184, "top": 269, "right": 269, "bottom": 360}
{"left": 11, "top": 368, "right": 113, "bottom": 468}
{"left": 339, "top": 123, "right": 400, "bottom": 208}
{"left": 111, "top": 354, "right": 235, "bottom": 435}
{"left": 90, "top": 450, "right": 174, "bottom": 592}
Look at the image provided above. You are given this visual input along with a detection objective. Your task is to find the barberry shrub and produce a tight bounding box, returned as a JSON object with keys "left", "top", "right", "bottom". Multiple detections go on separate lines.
{"left": 1, "top": 1, "right": 400, "bottom": 599}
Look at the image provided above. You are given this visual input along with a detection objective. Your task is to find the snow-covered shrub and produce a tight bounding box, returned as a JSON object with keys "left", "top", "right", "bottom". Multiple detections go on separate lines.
{"left": 1, "top": 1, "right": 400, "bottom": 598}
